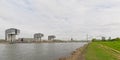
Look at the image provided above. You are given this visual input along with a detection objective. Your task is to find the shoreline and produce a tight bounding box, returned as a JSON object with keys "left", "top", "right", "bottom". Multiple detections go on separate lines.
{"left": 59, "top": 44, "right": 88, "bottom": 60}
{"left": 0, "top": 40, "right": 88, "bottom": 44}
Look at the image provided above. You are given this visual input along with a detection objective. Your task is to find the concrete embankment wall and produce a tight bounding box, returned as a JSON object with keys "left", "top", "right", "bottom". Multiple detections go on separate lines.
{"left": 59, "top": 44, "right": 89, "bottom": 60}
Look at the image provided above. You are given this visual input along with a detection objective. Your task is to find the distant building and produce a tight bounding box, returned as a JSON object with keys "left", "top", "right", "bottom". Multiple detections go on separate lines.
{"left": 34, "top": 33, "right": 44, "bottom": 41}
{"left": 17, "top": 38, "right": 34, "bottom": 43}
{"left": 48, "top": 35, "right": 56, "bottom": 40}
{"left": 102, "top": 37, "right": 106, "bottom": 41}
{"left": 71, "top": 38, "right": 74, "bottom": 41}
{"left": 108, "top": 37, "right": 111, "bottom": 40}
{"left": 5, "top": 28, "right": 20, "bottom": 42}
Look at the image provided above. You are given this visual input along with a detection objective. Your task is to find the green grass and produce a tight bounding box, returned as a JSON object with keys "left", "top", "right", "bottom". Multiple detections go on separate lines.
{"left": 100, "top": 41, "right": 120, "bottom": 51}
{"left": 85, "top": 42, "right": 119, "bottom": 60}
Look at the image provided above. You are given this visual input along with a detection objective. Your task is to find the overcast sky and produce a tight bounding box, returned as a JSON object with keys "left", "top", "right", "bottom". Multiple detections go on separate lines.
{"left": 0, "top": 0, "right": 120, "bottom": 40}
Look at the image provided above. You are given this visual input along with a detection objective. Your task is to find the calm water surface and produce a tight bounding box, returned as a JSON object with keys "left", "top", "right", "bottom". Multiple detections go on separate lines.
{"left": 0, "top": 43, "right": 86, "bottom": 60}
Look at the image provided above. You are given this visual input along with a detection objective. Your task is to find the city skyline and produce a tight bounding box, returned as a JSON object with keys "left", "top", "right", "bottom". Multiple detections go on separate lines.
{"left": 0, "top": 0, "right": 120, "bottom": 40}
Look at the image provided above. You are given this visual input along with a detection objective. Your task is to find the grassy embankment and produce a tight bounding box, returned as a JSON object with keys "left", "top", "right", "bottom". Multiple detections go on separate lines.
{"left": 85, "top": 41, "right": 120, "bottom": 60}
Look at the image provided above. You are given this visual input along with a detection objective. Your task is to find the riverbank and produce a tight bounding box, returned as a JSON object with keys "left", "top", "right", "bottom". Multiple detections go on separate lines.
{"left": 0, "top": 40, "right": 87, "bottom": 44}
{"left": 59, "top": 44, "right": 88, "bottom": 60}
{"left": 85, "top": 41, "right": 120, "bottom": 60}
{"left": 59, "top": 41, "right": 120, "bottom": 60}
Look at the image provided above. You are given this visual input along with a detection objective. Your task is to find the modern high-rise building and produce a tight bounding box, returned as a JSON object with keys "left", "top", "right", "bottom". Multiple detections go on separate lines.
{"left": 48, "top": 35, "right": 56, "bottom": 40}
{"left": 34, "top": 33, "right": 44, "bottom": 41}
{"left": 5, "top": 28, "right": 20, "bottom": 42}
{"left": 102, "top": 37, "right": 106, "bottom": 41}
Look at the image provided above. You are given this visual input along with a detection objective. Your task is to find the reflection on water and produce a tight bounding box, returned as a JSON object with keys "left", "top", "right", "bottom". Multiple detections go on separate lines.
{"left": 0, "top": 43, "right": 86, "bottom": 60}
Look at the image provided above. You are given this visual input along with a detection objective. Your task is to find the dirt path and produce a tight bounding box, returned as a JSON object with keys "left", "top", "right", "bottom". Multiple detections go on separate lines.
{"left": 78, "top": 43, "right": 89, "bottom": 60}
{"left": 78, "top": 50, "right": 85, "bottom": 60}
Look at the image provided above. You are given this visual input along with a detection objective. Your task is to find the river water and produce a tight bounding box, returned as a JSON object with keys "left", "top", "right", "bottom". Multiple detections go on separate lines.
{"left": 0, "top": 43, "right": 86, "bottom": 60}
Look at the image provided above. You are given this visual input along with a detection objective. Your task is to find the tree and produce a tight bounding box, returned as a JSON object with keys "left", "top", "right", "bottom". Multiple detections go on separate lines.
{"left": 112, "top": 37, "right": 120, "bottom": 41}
{"left": 92, "top": 38, "right": 97, "bottom": 42}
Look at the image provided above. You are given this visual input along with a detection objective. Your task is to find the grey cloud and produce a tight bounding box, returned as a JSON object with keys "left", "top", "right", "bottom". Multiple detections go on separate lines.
{"left": 0, "top": 0, "right": 120, "bottom": 40}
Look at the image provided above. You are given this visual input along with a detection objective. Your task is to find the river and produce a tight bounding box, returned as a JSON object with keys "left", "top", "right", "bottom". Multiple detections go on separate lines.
{"left": 0, "top": 42, "right": 86, "bottom": 60}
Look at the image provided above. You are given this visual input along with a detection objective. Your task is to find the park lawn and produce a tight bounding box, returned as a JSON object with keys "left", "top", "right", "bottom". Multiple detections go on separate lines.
{"left": 85, "top": 42, "right": 120, "bottom": 60}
